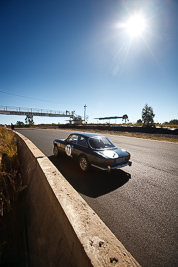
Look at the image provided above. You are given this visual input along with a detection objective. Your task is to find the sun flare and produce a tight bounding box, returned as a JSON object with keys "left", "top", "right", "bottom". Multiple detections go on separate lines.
{"left": 126, "top": 14, "right": 146, "bottom": 37}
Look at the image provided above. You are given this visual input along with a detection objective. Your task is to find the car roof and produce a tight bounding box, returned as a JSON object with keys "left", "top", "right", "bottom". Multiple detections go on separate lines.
{"left": 70, "top": 132, "right": 104, "bottom": 138}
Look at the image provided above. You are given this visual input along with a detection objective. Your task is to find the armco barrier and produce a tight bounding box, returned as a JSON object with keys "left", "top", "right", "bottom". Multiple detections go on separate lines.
{"left": 15, "top": 131, "right": 141, "bottom": 267}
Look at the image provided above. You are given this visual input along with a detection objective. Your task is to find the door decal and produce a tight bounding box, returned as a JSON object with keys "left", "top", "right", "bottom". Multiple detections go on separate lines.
{"left": 65, "top": 144, "right": 72, "bottom": 156}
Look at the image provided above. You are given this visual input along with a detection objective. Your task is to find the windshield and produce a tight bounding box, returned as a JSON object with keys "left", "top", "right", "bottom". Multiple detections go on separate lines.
{"left": 89, "top": 136, "right": 115, "bottom": 150}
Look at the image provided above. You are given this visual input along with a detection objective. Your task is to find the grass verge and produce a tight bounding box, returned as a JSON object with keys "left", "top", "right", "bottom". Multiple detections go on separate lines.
{"left": 58, "top": 128, "right": 178, "bottom": 143}
{"left": 0, "top": 127, "right": 25, "bottom": 265}
{"left": 110, "top": 131, "right": 178, "bottom": 143}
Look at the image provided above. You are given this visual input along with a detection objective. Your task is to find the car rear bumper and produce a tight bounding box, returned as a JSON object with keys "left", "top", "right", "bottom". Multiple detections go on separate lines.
{"left": 91, "top": 161, "right": 132, "bottom": 172}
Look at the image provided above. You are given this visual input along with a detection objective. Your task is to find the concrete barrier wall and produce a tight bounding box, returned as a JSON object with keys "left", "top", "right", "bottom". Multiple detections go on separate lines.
{"left": 15, "top": 131, "right": 140, "bottom": 267}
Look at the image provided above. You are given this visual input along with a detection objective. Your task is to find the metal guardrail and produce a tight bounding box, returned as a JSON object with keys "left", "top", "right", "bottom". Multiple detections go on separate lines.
{"left": 0, "top": 105, "right": 74, "bottom": 117}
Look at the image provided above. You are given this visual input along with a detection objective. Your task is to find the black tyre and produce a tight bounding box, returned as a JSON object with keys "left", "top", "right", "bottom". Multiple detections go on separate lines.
{"left": 79, "top": 156, "right": 90, "bottom": 172}
{"left": 53, "top": 145, "right": 60, "bottom": 157}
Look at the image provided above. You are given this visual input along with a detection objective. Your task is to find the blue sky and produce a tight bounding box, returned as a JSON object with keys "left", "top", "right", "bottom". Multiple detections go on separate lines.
{"left": 0, "top": 0, "right": 178, "bottom": 125}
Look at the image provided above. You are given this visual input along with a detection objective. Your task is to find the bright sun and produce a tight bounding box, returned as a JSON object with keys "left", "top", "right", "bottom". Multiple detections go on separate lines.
{"left": 126, "top": 14, "right": 146, "bottom": 37}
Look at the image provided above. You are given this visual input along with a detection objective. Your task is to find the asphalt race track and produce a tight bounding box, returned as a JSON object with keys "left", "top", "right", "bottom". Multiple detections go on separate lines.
{"left": 16, "top": 128, "right": 178, "bottom": 267}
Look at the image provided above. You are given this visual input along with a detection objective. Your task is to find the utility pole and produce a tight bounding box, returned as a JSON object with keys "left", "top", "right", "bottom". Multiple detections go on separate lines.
{"left": 84, "top": 104, "right": 87, "bottom": 123}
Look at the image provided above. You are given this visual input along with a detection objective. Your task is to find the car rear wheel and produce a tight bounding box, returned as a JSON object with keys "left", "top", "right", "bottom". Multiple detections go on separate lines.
{"left": 79, "top": 156, "right": 90, "bottom": 172}
{"left": 53, "top": 145, "right": 60, "bottom": 157}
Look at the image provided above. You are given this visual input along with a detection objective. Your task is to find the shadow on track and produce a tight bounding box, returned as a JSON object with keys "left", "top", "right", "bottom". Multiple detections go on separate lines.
{"left": 49, "top": 155, "right": 130, "bottom": 198}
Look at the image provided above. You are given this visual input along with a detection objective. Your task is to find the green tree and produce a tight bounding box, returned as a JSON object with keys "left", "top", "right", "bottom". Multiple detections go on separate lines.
{"left": 16, "top": 121, "right": 25, "bottom": 127}
{"left": 142, "top": 104, "right": 155, "bottom": 126}
{"left": 73, "top": 115, "right": 83, "bottom": 125}
{"left": 137, "top": 119, "right": 142, "bottom": 124}
{"left": 25, "top": 115, "right": 34, "bottom": 126}
{"left": 169, "top": 119, "right": 178, "bottom": 125}
{"left": 122, "top": 114, "right": 129, "bottom": 123}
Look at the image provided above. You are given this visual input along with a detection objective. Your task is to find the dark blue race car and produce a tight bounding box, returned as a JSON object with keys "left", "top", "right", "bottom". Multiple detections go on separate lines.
{"left": 53, "top": 132, "right": 132, "bottom": 172}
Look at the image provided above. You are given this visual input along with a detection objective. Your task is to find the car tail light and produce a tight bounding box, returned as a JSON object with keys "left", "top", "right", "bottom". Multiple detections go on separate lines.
{"left": 125, "top": 155, "right": 130, "bottom": 161}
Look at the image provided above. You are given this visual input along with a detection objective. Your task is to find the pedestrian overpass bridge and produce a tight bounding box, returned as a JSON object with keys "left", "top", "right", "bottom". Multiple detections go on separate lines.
{"left": 0, "top": 105, "right": 74, "bottom": 118}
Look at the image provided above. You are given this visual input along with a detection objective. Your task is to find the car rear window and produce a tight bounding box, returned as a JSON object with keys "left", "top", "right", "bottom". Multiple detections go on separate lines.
{"left": 89, "top": 136, "right": 115, "bottom": 150}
